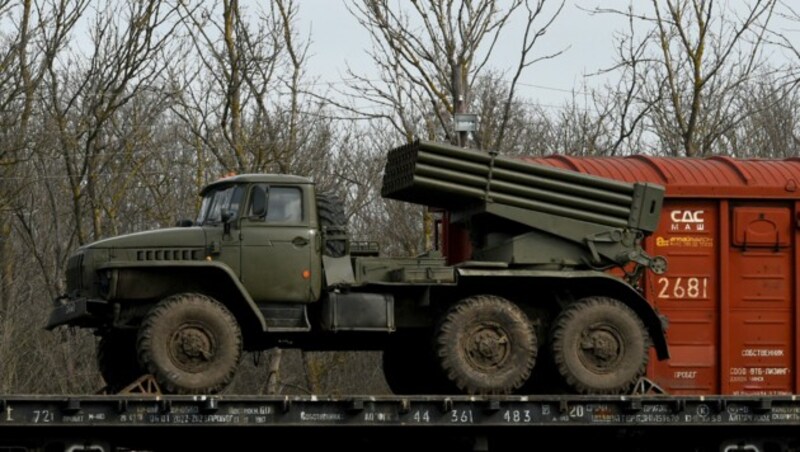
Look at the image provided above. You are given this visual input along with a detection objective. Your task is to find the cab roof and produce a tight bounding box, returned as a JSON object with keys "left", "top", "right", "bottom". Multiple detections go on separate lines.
{"left": 200, "top": 173, "right": 313, "bottom": 195}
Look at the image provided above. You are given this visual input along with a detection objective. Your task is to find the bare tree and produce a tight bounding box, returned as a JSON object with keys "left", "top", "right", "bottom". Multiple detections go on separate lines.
{"left": 720, "top": 73, "right": 800, "bottom": 157}
{"left": 0, "top": 0, "right": 186, "bottom": 393}
{"left": 0, "top": 0, "right": 87, "bottom": 312}
{"left": 42, "top": 0, "right": 181, "bottom": 244}
{"left": 343, "top": 0, "right": 565, "bottom": 148}
{"left": 174, "top": 0, "right": 334, "bottom": 177}
{"left": 594, "top": 0, "right": 777, "bottom": 156}
{"left": 0, "top": 0, "right": 92, "bottom": 393}
{"left": 586, "top": 8, "right": 659, "bottom": 156}
{"left": 768, "top": 2, "right": 800, "bottom": 88}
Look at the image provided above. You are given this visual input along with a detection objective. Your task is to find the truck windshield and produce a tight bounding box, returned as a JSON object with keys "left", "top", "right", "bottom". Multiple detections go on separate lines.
{"left": 197, "top": 185, "right": 244, "bottom": 225}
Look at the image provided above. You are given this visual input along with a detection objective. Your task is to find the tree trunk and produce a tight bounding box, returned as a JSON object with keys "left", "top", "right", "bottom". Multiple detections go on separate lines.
{"left": 266, "top": 348, "right": 282, "bottom": 394}
{"left": 0, "top": 218, "right": 12, "bottom": 315}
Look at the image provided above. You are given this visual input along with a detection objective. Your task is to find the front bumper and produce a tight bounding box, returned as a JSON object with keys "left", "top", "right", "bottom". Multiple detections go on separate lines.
{"left": 46, "top": 296, "right": 109, "bottom": 330}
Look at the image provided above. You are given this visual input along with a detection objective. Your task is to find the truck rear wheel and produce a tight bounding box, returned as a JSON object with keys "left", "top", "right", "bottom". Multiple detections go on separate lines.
{"left": 97, "top": 329, "right": 144, "bottom": 393}
{"left": 137, "top": 293, "right": 242, "bottom": 394}
{"left": 436, "top": 295, "right": 537, "bottom": 394}
{"left": 551, "top": 296, "right": 650, "bottom": 394}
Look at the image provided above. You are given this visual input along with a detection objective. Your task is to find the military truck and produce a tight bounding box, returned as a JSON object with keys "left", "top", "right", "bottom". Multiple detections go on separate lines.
{"left": 48, "top": 140, "right": 669, "bottom": 396}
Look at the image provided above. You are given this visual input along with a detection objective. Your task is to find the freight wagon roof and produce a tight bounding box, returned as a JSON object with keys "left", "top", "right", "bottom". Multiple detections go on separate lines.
{"left": 524, "top": 155, "right": 800, "bottom": 198}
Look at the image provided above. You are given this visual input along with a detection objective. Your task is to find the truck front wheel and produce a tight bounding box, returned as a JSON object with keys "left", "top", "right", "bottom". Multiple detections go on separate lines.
{"left": 550, "top": 296, "right": 650, "bottom": 394}
{"left": 436, "top": 295, "right": 537, "bottom": 394}
{"left": 137, "top": 293, "right": 242, "bottom": 394}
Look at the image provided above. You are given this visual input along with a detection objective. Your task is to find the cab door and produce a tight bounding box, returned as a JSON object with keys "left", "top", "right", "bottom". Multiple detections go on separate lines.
{"left": 239, "top": 185, "right": 314, "bottom": 303}
{"left": 200, "top": 184, "right": 245, "bottom": 277}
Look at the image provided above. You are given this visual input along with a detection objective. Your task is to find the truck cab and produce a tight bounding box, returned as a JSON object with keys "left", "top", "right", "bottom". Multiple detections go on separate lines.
{"left": 48, "top": 174, "right": 335, "bottom": 394}
{"left": 196, "top": 174, "right": 323, "bottom": 305}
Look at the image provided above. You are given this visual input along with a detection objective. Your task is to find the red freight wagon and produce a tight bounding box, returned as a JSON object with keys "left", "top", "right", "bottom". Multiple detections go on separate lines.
{"left": 440, "top": 155, "right": 800, "bottom": 395}
{"left": 516, "top": 155, "right": 800, "bottom": 396}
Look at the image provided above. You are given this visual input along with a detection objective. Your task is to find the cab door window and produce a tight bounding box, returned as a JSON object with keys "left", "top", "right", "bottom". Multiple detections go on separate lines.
{"left": 198, "top": 185, "right": 245, "bottom": 225}
{"left": 248, "top": 185, "right": 303, "bottom": 224}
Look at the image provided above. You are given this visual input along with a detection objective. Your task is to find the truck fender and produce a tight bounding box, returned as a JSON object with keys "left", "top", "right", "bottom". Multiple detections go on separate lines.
{"left": 457, "top": 268, "right": 670, "bottom": 360}
{"left": 102, "top": 261, "right": 268, "bottom": 332}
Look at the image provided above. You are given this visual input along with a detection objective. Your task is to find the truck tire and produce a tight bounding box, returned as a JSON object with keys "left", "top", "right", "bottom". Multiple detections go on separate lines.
{"left": 316, "top": 192, "right": 346, "bottom": 257}
{"left": 137, "top": 293, "right": 242, "bottom": 394}
{"left": 97, "top": 330, "right": 144, "bottom": 393}
{"left": 436, "top": 295, "right": 537, "bottom": 394}
{"left": 551, "top": 296, "right": 650, "bottom": 394}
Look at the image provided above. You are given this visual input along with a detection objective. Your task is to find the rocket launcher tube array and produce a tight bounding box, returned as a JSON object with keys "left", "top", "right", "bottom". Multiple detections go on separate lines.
{"left": 416, "top": 151, "right": 634, "bottom": 206}
{"left": 389, "top": 140, "right": 634, "bottom": 193}
{"left": 382, "top": 140, "right": 663, "bottom": 232}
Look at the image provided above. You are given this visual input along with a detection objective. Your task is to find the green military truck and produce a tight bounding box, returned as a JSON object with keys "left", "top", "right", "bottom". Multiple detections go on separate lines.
{"left": 48, "top": 140, "right": 669, "bottom": 396}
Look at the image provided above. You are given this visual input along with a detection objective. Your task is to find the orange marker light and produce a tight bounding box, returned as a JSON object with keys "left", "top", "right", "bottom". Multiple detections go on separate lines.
{"left": 302, "top": 270, "right": 311, "bottom": 280}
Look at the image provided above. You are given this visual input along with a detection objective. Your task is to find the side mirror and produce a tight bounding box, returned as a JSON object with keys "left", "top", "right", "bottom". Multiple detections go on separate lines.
{"left": 221, "top": 209, "right": 234, "bottom": 223}
{"left": 221, "top": 209, "right": 234, "bottom": 235}
{"left": 251, "top": 186, "right": 267, "bottom": 218}
{"left": 175, "top": 219, "right": 194, "bottom": 227}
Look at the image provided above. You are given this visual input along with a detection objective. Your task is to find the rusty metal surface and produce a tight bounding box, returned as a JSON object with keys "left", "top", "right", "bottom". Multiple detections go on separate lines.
{"left": 642, "top": 199, "right": 797, "bottom": 396}
{"left": 526, "top": 155, "right": 800, "bottom": 198}
{"left": 644, "top": 199, "right": 721, "bottom": 395}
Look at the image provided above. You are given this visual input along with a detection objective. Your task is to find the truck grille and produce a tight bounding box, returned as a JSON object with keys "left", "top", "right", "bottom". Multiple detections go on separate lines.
{"left": 136, "top": 248, "right": 203, "bottom": 261}
{"left": 66, "top": 253, "right": 84, "bottom": 292}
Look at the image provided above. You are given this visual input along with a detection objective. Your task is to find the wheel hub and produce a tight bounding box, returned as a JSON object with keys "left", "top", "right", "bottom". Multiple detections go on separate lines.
{"left": 579, "top": 324, "right": 623, "bottom": 372}
{"left": 170, "top": 323, "right": 214, "bottom": 372}
{"left": 465, "top": 324, "right": 510, "bottom": 371}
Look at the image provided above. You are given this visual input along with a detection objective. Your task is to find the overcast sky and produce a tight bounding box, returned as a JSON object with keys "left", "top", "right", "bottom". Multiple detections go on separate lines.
{"left": 295, "top": 2, "right": 630, "bottom": 107}
{"left": 295, "top": 1, "right": 797, "bottom": 109}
